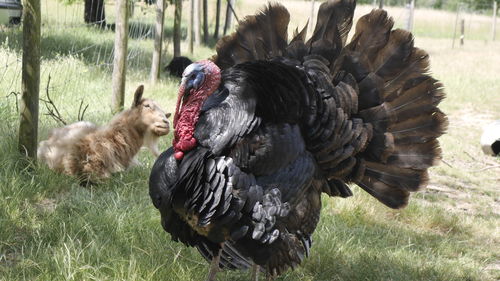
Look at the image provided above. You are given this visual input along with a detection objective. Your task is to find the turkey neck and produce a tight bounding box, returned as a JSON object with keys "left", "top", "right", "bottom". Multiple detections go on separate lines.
{"left": 173, "top": 89, "right": 204, "bottom": 158}
{"left": 172, "top": 60, "right": 221, "bottom": 160}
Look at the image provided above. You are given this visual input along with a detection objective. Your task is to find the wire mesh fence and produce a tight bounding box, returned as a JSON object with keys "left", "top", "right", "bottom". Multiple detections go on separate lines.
{"left": 0, "top": 0, "right": 165, "bottom": 128}
{"left": 0, "top": 0, "right": 498, "bottom": 127}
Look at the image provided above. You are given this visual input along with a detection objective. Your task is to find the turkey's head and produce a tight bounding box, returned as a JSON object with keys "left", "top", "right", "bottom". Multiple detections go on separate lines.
{"left": 173, "top": 60, "right": 221, "bottom": 160}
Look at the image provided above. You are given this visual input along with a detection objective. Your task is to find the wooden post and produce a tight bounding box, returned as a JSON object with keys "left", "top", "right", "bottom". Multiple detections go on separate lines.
{"left": 213, "top": 0, "right": 221, "bottom": 39}
{"left": 379, "top": 0, "right": 384, "bottom": 9}
{"left": 223, "top": 0, "right": 235, "bottom": 35}
{"left": 19, "top": 0, "right": 41, "bottom": 160}
{"left": 406, "top": 0, "right": 415, "bottom": 32}
{"left": 173, "top": 0, "right": 182, "bottom": 57}
{"left": 203, "top": 0, "right": 208, "bottom": 44}
{"left": 188, "top": 0, "right": 194, "bottom": 53}
{"left": 112, "top": 0, "right": 129, "bottom": 112}
{"left": 150, "top": 0, "right": 165, "bottom": 84}
{"left": 493, "top": 1, "right": 497, "bottom": 41}
{"left": 460, "top": 18, "right": 465, "bottom": 46}
{"left": 309, "top": 0, "right": 315, "bottom": 35}
{"left": 452, "top": 4, "right": 460, "bottom": 48}
{"left": 194, "top": 0, "right": 200, "bottom": 46}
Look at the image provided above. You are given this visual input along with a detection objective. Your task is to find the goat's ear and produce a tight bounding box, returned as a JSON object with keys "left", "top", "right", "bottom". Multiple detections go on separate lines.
{"left": 165, "top": 113, "right": 171, "bottom": 118}
{"left": 132, "top": 85, "right": 144, "bottom": 108}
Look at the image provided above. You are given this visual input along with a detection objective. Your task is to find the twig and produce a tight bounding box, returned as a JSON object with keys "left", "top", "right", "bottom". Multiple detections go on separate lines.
{"left": 441, "top": 159, "right": 453, "bottom": 168}
{"left": 227, "top": 0, "right": 240, "bottom": 23}
{"left": 40, "top": 75, "right": 67, "bottom": 125}
{"left": 471, "top": 164, "right": 500, "bottom": 173}
{"left": 77, "top": 99, "right": 89, "bottom": 121}
{"left": 464, "top": 150, "right": 477, "bottom": 161}
{"left": 6, "top": 91, "right": 19, "bottom": 113}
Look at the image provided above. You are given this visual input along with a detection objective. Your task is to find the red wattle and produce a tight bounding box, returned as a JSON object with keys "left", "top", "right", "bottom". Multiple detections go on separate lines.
{"left": 174, "top": 151, "right": 184, "bottom": 160}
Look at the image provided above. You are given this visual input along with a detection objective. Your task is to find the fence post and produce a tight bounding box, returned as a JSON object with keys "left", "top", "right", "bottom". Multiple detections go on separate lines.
{"left": 19, "top": 0, "right": 41, "bottom": 160}
{"left": 213, "top": 0, "right": 221, "bottom": 39}
{"left": 223, "top": 0, "right": 235, "bottom": 35}
{"left": 460, "top": 18, "right": 465, "bottom": 46}
{"left": 406, "top": 0, "right": 415, "bottom": 32}
{"left": 111, "top": 0, "right": 129, "bottom": 112}
{"left": 452, "top": 4, "right": 460, "bottom": 48}
{"left": 379, "top": 0, "right": 384, "bottom": 9}
{"left": 493, "top": 1, "right": 497, "bottom": 41}
{"left": 150, "top": 0, "right": 165, "bottom": 84}
{"left": 194, "top": 0, "right": 200, "bottom": 45}
{"left": 173, "top": 0, "right": 182, "bottom": 57}
{"left": 203, "top": 0, "right": 208, "bottom": 44}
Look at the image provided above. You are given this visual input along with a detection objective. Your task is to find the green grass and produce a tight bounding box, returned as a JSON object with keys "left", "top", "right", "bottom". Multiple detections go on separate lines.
{"left": 1, "top": 1, "right": 499, "bottom": 280}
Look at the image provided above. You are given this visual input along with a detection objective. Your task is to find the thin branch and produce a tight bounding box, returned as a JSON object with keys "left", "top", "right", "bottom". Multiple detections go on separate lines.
{"left": 464, "top": 150, "right": 477, "bottom": 161}
{"left": 441, "top": 159, "right": 453, "bottom": 168}
{"left": 40, "top": 75, "right": 67, "bottom": 125}
{"left": 471, "top": 164, "right": 500, "bottom": 173}
{"left": 227, "top": 0, "right": 240, "bottom": 23}
{"left": 77, "top": 99, "right": 89, "bottom": 121}
{"left": 6, "top": 91, "right": 19, "bottom": 113}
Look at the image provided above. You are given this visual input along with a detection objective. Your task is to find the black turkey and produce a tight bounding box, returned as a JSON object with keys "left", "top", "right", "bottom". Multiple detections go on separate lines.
{"left": 165, "top": 56, "right": 193, "bottom": 78}
{"left": 149, "top": 0, "right": 448, "bottom": 279}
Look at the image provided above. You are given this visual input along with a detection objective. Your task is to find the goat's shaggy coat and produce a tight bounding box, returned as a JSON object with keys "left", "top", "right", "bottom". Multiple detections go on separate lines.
{"left": 38, "top": 85, "right": 170, "bottom": 183}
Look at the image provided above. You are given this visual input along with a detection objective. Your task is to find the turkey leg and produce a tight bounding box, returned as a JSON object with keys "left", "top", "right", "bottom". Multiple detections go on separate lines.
{"left": 251, "top": 263, "right": 260, "bottom": 281}
{"left": 206, "top": 244, "right": 223, "bottom": 281}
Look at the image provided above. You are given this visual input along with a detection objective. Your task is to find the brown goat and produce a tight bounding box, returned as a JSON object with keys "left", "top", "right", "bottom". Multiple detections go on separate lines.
{"left": 38, "top": 85, "right": 170, "bottom": 184}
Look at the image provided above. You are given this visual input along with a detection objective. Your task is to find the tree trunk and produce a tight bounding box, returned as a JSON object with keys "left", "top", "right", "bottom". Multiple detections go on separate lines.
{"left": 151, "top": 0, "right": 165, "bottom": 84}
{"left": 194, "top": 0, "right": 201, "bottom": 46}
{"left": 173, "top": 0, "right": 182, "bottom": 57}
{"left": 84, "top": 0, "right": 106, "bottom": 28}
{"left": 112, "top": 0, "right": 129, "bottom": 112}
{"left": 188, "top": 0, "right": 194, "bottom": 53}
{"left": 493, "top": 0, "right": 497, "bottom": 41}
{"left": 19, "top": 0, "right": 41, "bottom": 160}
{"left": 223, "top": 0, "right": 235, "bottom": 35}
{"left": 405, "top": 0, "right": 415, "bottom": 32}
{"left": 213, "top": 0, "right": 221, "bottom": 39}
{"left": 203, "top": 0, "right": 208, "bottom": 44}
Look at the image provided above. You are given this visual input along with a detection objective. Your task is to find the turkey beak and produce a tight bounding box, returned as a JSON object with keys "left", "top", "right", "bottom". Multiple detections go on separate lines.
{"left": 174, "top": 82, "right": 188, "bottom": 127}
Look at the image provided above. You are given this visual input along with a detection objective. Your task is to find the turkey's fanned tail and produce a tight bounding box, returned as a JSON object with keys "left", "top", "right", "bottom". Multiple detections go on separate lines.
{"left": 287, "top": 4, "right": 447, "bottom": 208}
{"left": 341, "top": 10, "right": 448, "bottom": 208}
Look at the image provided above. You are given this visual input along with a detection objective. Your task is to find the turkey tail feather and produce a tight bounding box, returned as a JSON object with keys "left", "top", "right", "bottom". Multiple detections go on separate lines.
{"left": 213, "top": 3, "right": 290, "bottom": 69}
{"left": 306, "top": 0, "right": 356, "bottom": 64}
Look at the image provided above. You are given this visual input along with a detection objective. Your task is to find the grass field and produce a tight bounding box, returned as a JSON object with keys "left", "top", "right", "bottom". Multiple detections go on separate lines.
{"left": 1, "top": 1, "right": 499, "bottom": 280}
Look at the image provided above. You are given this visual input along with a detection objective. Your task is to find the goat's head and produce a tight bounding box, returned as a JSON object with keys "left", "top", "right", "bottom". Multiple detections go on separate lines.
{"left": 131, "top": 85, "right": 171, "bottom": 136}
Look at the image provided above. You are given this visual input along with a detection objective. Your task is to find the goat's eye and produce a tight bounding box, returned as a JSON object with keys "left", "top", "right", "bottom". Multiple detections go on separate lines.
{"left": 144, "top": 104, "right": 151, "bottom": 108}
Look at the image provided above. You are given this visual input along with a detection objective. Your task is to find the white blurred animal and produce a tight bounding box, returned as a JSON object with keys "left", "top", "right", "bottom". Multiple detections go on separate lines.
{"left": 38, "top": 85, "right": 171, "bottom": 183}
{"left": 481, "top": 120, "right": 500, "bottom": 156}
